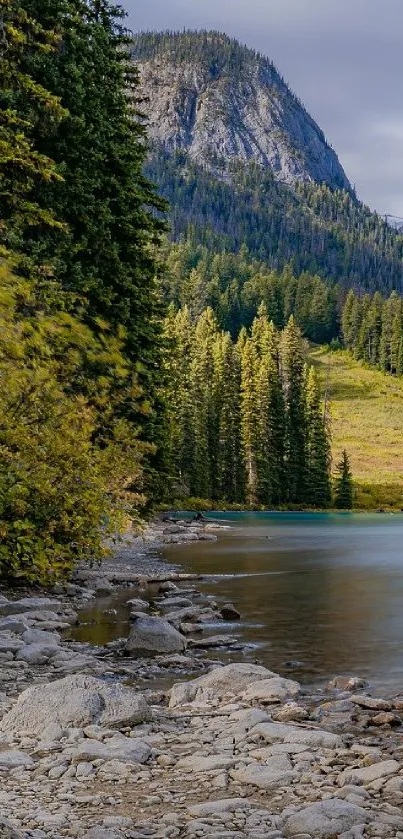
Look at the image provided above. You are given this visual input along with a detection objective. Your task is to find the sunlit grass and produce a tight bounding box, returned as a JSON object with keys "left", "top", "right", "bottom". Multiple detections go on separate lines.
{"left": 311, "top": 347, "right": 403, "bottom": 509}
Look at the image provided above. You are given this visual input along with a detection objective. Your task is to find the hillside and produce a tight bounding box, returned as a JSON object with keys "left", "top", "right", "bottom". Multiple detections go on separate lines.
{"left": 312, "top": 348, "right": 403, "bottom": 509}
{"left": 133, "top": 31, "right": 403, "bottom": 295}
{"left": 132, "top": 30, "right": 350, "bottom": 190}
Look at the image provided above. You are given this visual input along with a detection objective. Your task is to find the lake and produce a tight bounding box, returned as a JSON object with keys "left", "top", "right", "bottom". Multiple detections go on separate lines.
{"left": 161, "top": 512, "right": 403, "bottom": 693}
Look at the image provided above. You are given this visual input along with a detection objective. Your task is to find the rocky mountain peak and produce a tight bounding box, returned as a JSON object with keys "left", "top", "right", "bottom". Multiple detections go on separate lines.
{"left": 131, "top": 30, "right": 351, "bottom": 191}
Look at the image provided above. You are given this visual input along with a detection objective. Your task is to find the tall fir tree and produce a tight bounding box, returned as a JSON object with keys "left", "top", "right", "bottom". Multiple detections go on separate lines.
{"left": 281, "top": 315, "right": 307, "bottom": 503}
{"left": 240, "top": 336, "right": 259, "bottom": 505}
{"left": 334, "top": 450, "right": 354, "bottom": 509}
{"left": 305, "top": 366, "right": 331, "bottom": 507}
{"left": 18, "top": 0, "right": 168, "bottom": 491}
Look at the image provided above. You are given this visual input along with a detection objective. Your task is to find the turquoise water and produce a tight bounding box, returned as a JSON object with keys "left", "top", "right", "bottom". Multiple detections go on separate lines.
{"left": 161, "top": 512, "right": 403, "bottom": 691}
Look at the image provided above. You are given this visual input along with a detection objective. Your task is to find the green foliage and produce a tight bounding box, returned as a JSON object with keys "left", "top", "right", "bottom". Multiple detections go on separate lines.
{"left": 166, "top": 308, "right": 331, "bottom": 507}
{"left": 164, "top": 239, "right": 339, "bottom": 341}
{"left": 0, "top": 262, "right": 147, "bottom": 583}
{"left": 147, "top": 147, "right": 403, "bottom": 295}
{"left": 333, "top": 450, "right": 353, "bottom": 509}
{"left": 341, "top": 289, "right": 403, "bottom": 376}
{"left": 0, "top": 0, "right": 167, "bottom": 582}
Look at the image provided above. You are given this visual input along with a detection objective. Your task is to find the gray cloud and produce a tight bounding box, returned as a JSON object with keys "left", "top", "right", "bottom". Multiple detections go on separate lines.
{"left": 125, "top": 0, "right": 403, "bottom": 216}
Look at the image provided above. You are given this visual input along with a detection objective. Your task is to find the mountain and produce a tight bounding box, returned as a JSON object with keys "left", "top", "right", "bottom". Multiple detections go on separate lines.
{"left": 132, "top": 31, "right": 350, "bottom": 191}
{"left": 132, "top": 31, "right": 403, "bottom": 296}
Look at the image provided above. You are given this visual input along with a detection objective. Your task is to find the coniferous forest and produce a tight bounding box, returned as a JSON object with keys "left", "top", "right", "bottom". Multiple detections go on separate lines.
{"left": 7, "top": 3, "right": 401, "bottom": 585}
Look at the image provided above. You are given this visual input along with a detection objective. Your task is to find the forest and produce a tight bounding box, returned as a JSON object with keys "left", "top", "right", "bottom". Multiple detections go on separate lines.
{"left": 147, "top": 146, "right": 403, "bottom": 295}
{"left": 0, "top": 0, "right": 370, "bottom": 586}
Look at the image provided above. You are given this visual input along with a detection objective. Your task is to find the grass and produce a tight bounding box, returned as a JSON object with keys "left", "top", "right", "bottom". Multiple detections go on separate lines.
{"left": 311, "top": 347, "right": 403, "bottom": 510}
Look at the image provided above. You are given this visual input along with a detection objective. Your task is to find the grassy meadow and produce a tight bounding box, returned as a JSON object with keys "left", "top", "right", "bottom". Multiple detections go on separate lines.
{"left": 312, "top": 347, "right": 403, "bottom": 510}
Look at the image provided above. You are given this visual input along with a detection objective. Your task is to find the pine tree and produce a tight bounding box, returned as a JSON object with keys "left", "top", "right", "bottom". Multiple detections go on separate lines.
{"left": 281, "top": 316, "right": 307, "bottom": 503}
{"left": 305, "top": 366, "right": 331, "bottom": 507}
{"left": 19, "top": 0, "right": 168, "bottom": 478}
{"left": 342, "top": 290, "right": 357, "bottom": 349}
{"left": 240, "top": 336, "right": 259, "bottom": 505}
{"left": 333, "top": 450, "right": 354, "bottom": 509}
{"left": 215, "top": 333, "right": 244, "bottom": 501}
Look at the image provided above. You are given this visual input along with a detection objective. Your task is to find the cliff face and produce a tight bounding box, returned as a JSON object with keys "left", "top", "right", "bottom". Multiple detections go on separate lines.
{"left": 132, "top": 31, "right": 351, "bottom": 191}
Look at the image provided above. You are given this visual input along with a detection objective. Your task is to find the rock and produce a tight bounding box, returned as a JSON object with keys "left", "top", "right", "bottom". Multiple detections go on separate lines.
{"left": 22, "top": 628, "right": 60, "bottom": 646}
{"left": 252, "top": 721, "right": 342, "bottom": 748}
{"left": 16, "top": 643, "right": 60, "bottom": 664}
{"left": 220, "top": 604, "right": 241, "bottom": 621}
{"left": 340, "top": 760, "right": 401, "bottom": 785}
{"left": 127, "top": 598, "right": 149, "bottom": 612}
{"left": 188, "top": 635, "right": 239, "bottom": 648}
{"left": 179, "top": 622, "right": 203, "bottom": 635}
{"left": 82, "top": 830, "right": 121, "bottom": 839}
{"left": 0, "top": 674, "right": 150, "bottom": 737}
{"left": 159, "top": 582, "right": 178, "bottom": 593}
{"left": 0, "top": 597, "right": 61, "bottom": 616}
{"left": 241, "top": 676, "right": 300, "bottom": 704}
{"left": 169, "top": 663, "right": 277, "bottom": 706}
{"left": 351, "top": 695, "right": 391, "bottom": 711}
{"left": 92, "top": 578, "right": 113, "bottom": 594}
{"left": 329, "top": 676, "right": 367, "bottom": 691}
{"left": 158, "top": 597, "right": 194, "bottom": 611}
{"left": 125, "top": 613, "right": 187, "bottom": 655}
{"left": 272, "top": 703, "right": 309, "bottom": 722}
{"left": 177, "top": 754, "right": 237, "bottom": 772}
{"left": 283, "top": 799, "right": 369, "bottom": 837}
{"left": 0, "top": 619, "right": 30, "bottom": 635}
{"left": 0, "top": 635, "right": 24, "bottom": 655}
{"left": 230, "top": 758, "right": 297, "bottom": 789}
{"left": 0, "top": 750, "right": 34, "bottom": 769}
{"left": 0, "top": 816, "right": 24, "bottom": 839}
{"left": 371, "top": 712, "right": 401, "bottom": 726}
{"left": 70, "top": 735, "right": 151, "bottom": 765}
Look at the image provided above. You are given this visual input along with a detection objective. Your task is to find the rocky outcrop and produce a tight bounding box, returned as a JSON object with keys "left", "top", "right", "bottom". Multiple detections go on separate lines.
{"left": 132, "top": 31, "right": 351, "bottom": 191}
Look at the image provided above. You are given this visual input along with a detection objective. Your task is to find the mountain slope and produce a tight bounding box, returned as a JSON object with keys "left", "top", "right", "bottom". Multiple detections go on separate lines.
{"left": 132, "top": 30, "right": 350, "bottom": 190}
{"left": 133, "top": 30, "right": 403, "bottom": 295}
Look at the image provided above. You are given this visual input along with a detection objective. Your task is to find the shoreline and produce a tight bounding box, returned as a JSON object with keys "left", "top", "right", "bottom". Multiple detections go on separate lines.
{"left": 2, "top": 522, "right": 403, "bottom": 837}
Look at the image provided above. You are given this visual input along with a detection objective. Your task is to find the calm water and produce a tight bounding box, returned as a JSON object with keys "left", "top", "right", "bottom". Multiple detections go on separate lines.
{"left": 160, "top": 512, "right": 403, "bottom": 692}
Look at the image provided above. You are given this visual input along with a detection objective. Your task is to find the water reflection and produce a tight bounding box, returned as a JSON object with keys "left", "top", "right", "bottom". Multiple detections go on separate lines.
{"left": 161, "top": 513, "right": 403, "bottom": 691}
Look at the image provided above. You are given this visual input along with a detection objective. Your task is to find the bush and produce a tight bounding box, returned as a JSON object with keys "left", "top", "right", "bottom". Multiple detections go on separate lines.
{"left": 0, "top": 263, "right": 146, "bottom": 584}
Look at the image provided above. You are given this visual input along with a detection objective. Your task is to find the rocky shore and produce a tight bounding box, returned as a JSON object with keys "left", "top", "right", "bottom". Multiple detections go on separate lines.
{"left": 2, "top": 520, "right": 403, "bottom": 839}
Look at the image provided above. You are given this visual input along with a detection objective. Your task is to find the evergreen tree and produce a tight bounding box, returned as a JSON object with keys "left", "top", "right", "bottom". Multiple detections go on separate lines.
{"left": 240, "top": 336, "right": 259, "bottom": 504}
{"left": 19, "top": 0, "right": 168, "bottom": 482}
{"left": 333, "top": 450, "right": 354, "bottom": 509}
{"left": 215, "top": 333, "right": 244, "bottom": 501}
{"left": 281, "top": 316, "right": 307, "bottom": 503}
{"left": 305, "top": 366, "right": 331, "bottom": 507}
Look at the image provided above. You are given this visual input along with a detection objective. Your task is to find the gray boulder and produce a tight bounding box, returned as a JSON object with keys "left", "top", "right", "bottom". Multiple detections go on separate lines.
{"left": 125, "top": 613, "right": 186, "bottom": 656}
{"left": 0, "top": 597, "right": 61, "bottom": 616}
{"left": 0, "top": 816, "right": 24, "bottom": 839}
{"left": 283, "top": 798, "right": 369, "bottom": 837}
{"left": 22, "top": 628, "right": 60, "bottom": 646}
{"left": 0, "top": 674, "right": 150, "bottom": 737}
{"left": 0, "top": 750, "right": 34, "bottom": 769}
{"left": 241, "top": 676, "right": 300, "bottom": 704}
{"left": 169, "top": 662, "right": 277, "bottom": 707}
{"left": 16, "top": 643, "right": 58, "bottom": 665}
{"left": 70, "top": 735, "right": 151, "bottom": 765}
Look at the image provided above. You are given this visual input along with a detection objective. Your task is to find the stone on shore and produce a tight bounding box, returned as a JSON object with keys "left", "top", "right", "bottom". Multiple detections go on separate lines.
{"left": 241, "top": 675, "right": 300, "bottom": 704}
{"left": 125, "top": 613, "right": 187, "bottom": 655}
{"left": 0, "top": 674, "right": 149, "bottom": 736}
{"left": 283, "top": 799, "right": 369, "bottom": 837}
{"left": 169, "top": 662, "right": 277, "bottom": 706}
{"left": 0, "top": 816, "right": 24, "bottom": 839}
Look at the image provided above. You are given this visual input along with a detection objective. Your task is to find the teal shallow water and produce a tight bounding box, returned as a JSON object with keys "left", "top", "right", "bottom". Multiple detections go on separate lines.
{"left": 161, "top": 512, "right": 403, "bottom": 692}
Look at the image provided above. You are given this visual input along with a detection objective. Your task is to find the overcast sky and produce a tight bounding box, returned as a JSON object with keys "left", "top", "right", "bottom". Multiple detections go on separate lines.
{"left": 124, "top": 0, "right": 403, "bottom": 218}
